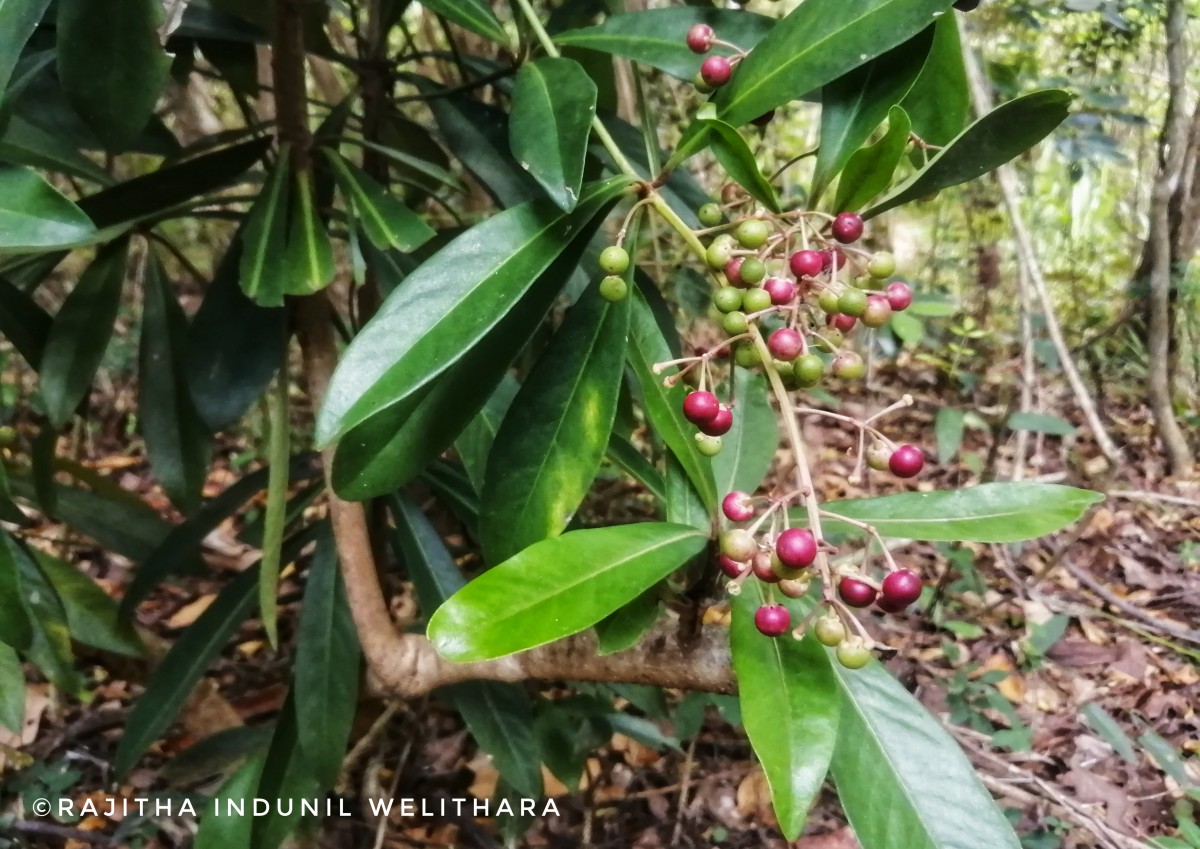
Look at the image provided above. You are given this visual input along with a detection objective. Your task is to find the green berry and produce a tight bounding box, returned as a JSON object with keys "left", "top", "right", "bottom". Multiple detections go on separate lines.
{"left": 706, "top": 240, "right": 734, "bottom": 270}
{"left": 837, "top": 288, "right": 868, "bottom": 317}
{"left": 722, "top": 311, "right": 749, "bottom": 335}
{"left": 815, "top": 328, "right": 844, "bottom": 352}
{"left": 739, "top": 257, "right": 767, "bottom": 286}
{"left": 775, "top": 361, "right": 799, "bottom": 389}
{"left": 814, "top": 614, "right": 847, "bottom": 647}
{"left": 599, "top": 246, "right": 630, "bottom": 274}
{"left": 817, "top": 288, "right": 841, "bottom": 314}
{"left": 695, "top": 433, "right": 723, "bottom": 456}
{"left": 793, "top": 354, "right": 825, "bottom": 387}
{"left": 698, "top": 203, "right": 724, "bottom": 227}
{"left": 867, "top": 251, "right": 896, "bottom": 279}
{"left": 734, "top": 219, "right": 770, "bottom": 249}
{"left": 836, "top": 637, "right": 873, "bottom": 669}
{"left": 832, "top": 350, "right": 865, "bottom": 380}
{"left": 713, "top": 287, "right": 743, "bottom": 313}
{"left": 741, "top": 287, "right": 772, "bottom": 313}
{"left": 692, "top": 72, "right": 713, "bottom": 94}
{"left": 733, "top": 344, "right": 760, "bottom": 368}
{"left": 598, "top": 274, "right": 628, "bottom": 302}
{"left": 866, "top": 442, "right": 892, "bottom": 471}
{"left": 854, "top": 275, "right": 875, "bottom": 290}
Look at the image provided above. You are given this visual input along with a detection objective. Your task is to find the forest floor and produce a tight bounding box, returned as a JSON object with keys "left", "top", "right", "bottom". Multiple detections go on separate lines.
{"left": 1, "top": 361, "right": 1197, "bottom": 849}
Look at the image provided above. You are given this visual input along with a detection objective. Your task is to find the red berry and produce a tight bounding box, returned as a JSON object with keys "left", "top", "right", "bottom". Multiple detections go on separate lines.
{"left": 719, "top": 554, "right": 749, "bottom": 579}
{"left": 686, "top": 23, "right": 714, "bottom": 54}
{"left": 789, "top": 249, "right": 823, "bottom": 278}
{"left": 763, "top": 277, "right": 796, "bottom": 305}
{"left": 886, "top": 281, "right": 913, "bottom": 311}
{"left": 722, "top": 491, "right": 755, "bottom": 522}
{"left": 751, "top": 550, "right": 780, "bottom": 583}
{"left": 754, "top": 604, "right": 791, "bottom": 637}
{"left": 683, "top": 390, "right": 720, "bottom": 424}
{"left": 881, "top": 569, "right": 923, "bottom": 607}
{"left": 698, "top": 405, "right": 733, "bottom": 436}
{"left": 876, "top": 596, "right": 909, "bottom": 614}
{"left": 838, "top": 576, "right": 877, "bottom": 608}
{"left": 700, "top": 55, "right": 732, "bottom": 88}
{"left": 831, "top": 212, "right": 864, "bottom": 244}
{"left": 888, "top": 444, "right": 925, "bottom": 478}
{"left": 830, "top": 312, "right": 856, "bottom": 333}
{"left": 724, "top": 256, "right": 745, "bottom": 288}
{"left": 775, "top": 528, "right": 817, "bottom": 569}
{"left": 768, "top": 328, "right": 804, "bottom": 361}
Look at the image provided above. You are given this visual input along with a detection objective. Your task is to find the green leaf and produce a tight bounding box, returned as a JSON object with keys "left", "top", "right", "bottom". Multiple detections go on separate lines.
{"left": 732, "top": 586, "right": 839, "bottom": 841}
{"left": 239, "top": 146, "right": 292, "bottom": 307}
{"left": 316, "top": 176, "right": 632, "bottom": 447}
{"left": 664, "top": 455, "right": 710, "bottom": 531}
{"left": 389, "top": 495, "right": 543, "bottom": 798}
{"left": 9, "top": 533, "right": 82, "bottom": 695}
{"left": 193, "top": 754, "right": 266, "bottom": 849}
{"left": 294, "top": 529, "right": 360, "bottom": 788}
{"left": 56, "top": 0, "right": 171, "bottom": 151}
{"left": 900, "top": 13, "right": 968, "bottom": 147}
{"left": 0, "top": 272, "right": 51, "bottom": 368}
{"left": 0, "top": 641, "right": 24, "bottom": 732}
{"left": 935, "top": 407, "right": 964, "bottom": 464}
{"left": 34, "top": 552, "right": 143, "bottom": 657}
{"left": 0, "top": 165, "right": 97, "bottom": 252}
{"left": 0, "top": 528, "right": 33, "bottom": 649}
{"left": 252, "top": 692, "right": 322, "bottom": 849}
{"left": 553, "top": 8, "right": 774, "bottom": 81}
{"left": 709, "top": 0, "right": 954, "bottom": 133}
{"left": 711, "top": 367, "right": 776, "bottom": 498}
{"left": 1006, "top": 411, "right": 1076, "bottom": 437}
{"left": 864, "top": 90, "right": 1072, "bottom": 218}
{"left": 594, "top": 589, "right": 660, "bottom": 656}
{"left": 831, "top": 658, "right": 1021, "bottom": 849}
{"left": 1079, "top": 703, "right": 1137, "bottom": 765}
{"left": 1139, "top": 731, "right": 1196, "bottom": 791}
{"left": 0, "top": 114, "right": 115, "bottom": 184}
{"left": 701, "top": 115, "right": 781, "bottom": 213}
{"left": 455, "top": 376, "right": 520, "bottom": 494}
{"left": 139, "top": 253, "right": 211, "bottom": 513}
{"left": 428, "top": 523, "right": 707, "bottom": 662}
{"left": 509, "top": 57, "right": 597, "bottom": 212}
{"left": 0, "top": 0, "right": 50, "bottom": 97}
{"left": 811, "top": 26, "right": 933, "bottom": 198}
{"left": 481, "top": 285, "right": 630, "bottom": 564}
{"left": 39, "top": 237, "right": 129, "bottom": 426}
{"left": 890, "top": 309, "right": 924, "bottom": 346}
{"left": 606, "top": 434, "right": 666, "bottom": 502}
{"left": 283, "top": 169, "right": 335, "bottom": 296}
{"left": 833, "top": 105, "right": 913, "bottom": 212}
{"left": 627, "top": 284, "right": 717, "bottom": 511}
{"left": 813, "top": 483, "right": 1103, "bottom": 542}
{"left": 420, "top": 0, "right": 507, "bottom": 43}
{"left": 323, "top": 149, "right": 435, "bottom": 251}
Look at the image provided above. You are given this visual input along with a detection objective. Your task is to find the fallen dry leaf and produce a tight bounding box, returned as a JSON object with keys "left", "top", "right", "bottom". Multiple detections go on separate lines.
{"left": 166, "top": 594, "right": 215, "bottom": 629}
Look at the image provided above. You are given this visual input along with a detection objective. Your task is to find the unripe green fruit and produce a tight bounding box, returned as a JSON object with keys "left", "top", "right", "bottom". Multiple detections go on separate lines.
{"left": 854, "top": 275, "right": 875, "bottom": 290}
{"left": 866, "top": 442, "right": 892, "bottom": 471}
{"left": 817, "top": 289, "right": 841, "bottom": 314}
{"left": 599, "top": 245, "right": 630, "bottom": 274}
{"left": 815, "top": 328, "right": 844, "bottom": 352}
{"left": 836, "top": 637, "right": 873, "bottom": 669}
{"left": 775, "top": 361, "right": 799, "bottom": 389}
{"left": 720, "top": 528, "right": 757, "bottom": 562}
{"left": 598, "top": 275, "right": 628, "bottom": 302}
{"left": 741, "top": 287, "right": 772, "bottom": 313}
{"left": 793, "top": 354, "right": 825, "bottom": 387}
{"left": 867, "top": 251, "right": 896, "bottom": 279}
{"left": 832, "top": 350, "right": 865, "bottom": 380}
{"left": 778, "top": 578, "right": 811, "bottom": 599}
{"left": 739, "top": 257, "right": 767, "bottom": 286}
{"left": 713, "top": 287, "right": 743, "bottom": 313}
{"left": 770, "top": 549, "right": 808, "bottom": 581}
{"left": 698, "top": 203, "right": 724, "bottom": 227}
{"left": 693, "top": 72, "right": 714, "bottom": 94}
{"left": 733, "top": 344, "right": 760, "bottom": 368}
{"left": 861, "top": 296, "right": 892, "bottom": 328}
{"left": 706, "top": 240, "right": 733, "bottom": 270}
{"left": 814, "top": 614, "right": 847, "bottom": 647}
{"left": 722, "top": 311, "right": 749, "bottom": 335}
{"left": 837, "top": 288, "right": 868, "bottom": 317}
{"left": 695, "top": 432, "right": 723, "bottom": 456}
{"left": 735, "top": 219, "right": 771, "bottom": 249}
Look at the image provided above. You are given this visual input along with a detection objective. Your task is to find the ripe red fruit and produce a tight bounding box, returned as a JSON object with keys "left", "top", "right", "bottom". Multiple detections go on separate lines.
{"left": 768, "top": 328, "right": 804, "bottom": 361}
{"left": 876, "top": 596, "right": 909, "bottom": 614}
{"left": 888, "top": 444, "right": 925, "bottom": 478}
{"left": 838, "top": 576, "right": 877, "bottom": 608}
{"left": 763, "top": 277, "right": 797, "bottom": 305}
{"left": 722, "top": 491, "right": 755, "bottom": 522}
{"left": 698, "top": 405, "right": 733, "bottom": 436}
{"left": 775, "top": 528, "right": 817, "bottom": 569}
{"left": 724, "top": 256, "right": 745, "bottom": 287}
{"left": 751, "top": 550, "right": 780, "bottom": 583}
{"left": 831, "top": 212, "right": 864, "bottom": 244}
{"left": 886, "top": 281, "right": 913, "bottom": 311}
{"left": 789, "top": 249, "right": 823, "bottom": 278}
{"left": 686, "top": 23, "right": 714, "bottom": 54}
{"left": 821, "top": 248, "right": 848, "bottom": 271}
{"left": 719, "top": 554, "right": 749, "bottom": 579}
{"left": 754, "top": 604, "right": 791, "bottom": 637}
{"left": 700, "top": 55, "right": 732, "bottom": 87}
{"left": 682, "top": 390, "right": 720, "bottom": 424}
{"left": 881, "top": 569, "right": 923, "bottom": 607}
{"left": 830, "top": 312, "right": 856, "bottom": 333}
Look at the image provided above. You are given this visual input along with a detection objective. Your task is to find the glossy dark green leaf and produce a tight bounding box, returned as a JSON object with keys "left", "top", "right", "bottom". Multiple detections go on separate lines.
{"left": 833, "top": 106, "right": 912, "bottom": 212}
{"left": 864, "top": 89, "right": 1072, "bottom": 218}
{"left": 0, "top": 165, "right": 97, "bottom": 251}
{"left": 193, "top": 753, "right": 265, "bottom": 849}
{"left": 317, "top": 176, "right": 632, "bottom": 447}
{"left": 599, "top": 116, "right": 710, "bottom": 229}
{"left": 0, "top": 462, "right": 25, "bottom": 525}
{"left": 34, "top": 552, "right": 143, "bottom": 656}
{"left": 509, "top": 57, "right": 597, "bottom": 212}
{"left": 1006, "top": 411, "right": 1076, "bottom": 437}
{"left": 553, "top": 8, "right": 774, "bottom": 81}
{"left": 0, "top": 114, "right": 115, "bottom": 184}
{"left": 627, "top": 284, "right": 717, "bottom": 511}
{"left": 56, "top": 0, "right": 171, "bottom": 150}
{"left": 0, "top": 0, "right": 50, "bottom": 96}
{"left": 732, "top": 585, "right": 839, "bottom": 841}
{"left": 0, "top": 642, "right": 24, "bottom": 732}
{"left": 115, "top": 565, "right": 259, "bottom": 777}
{"left": 294, "top": 529, "right": 360, "bottom": 788}
{"left": 283, "top": 169, "right": 335, "bottom": 296}
{"left": 10, "top": 533, "right": 82, "bottom": 695}
{"left": 481, "top": 285, "right": 630, "bottom": 564}
{"left": 421, "top": 0, "right": 507, "bottom": 43}
{"left": 161, "top": 725, "right": 273, "bottom": 785}
{"left": 187, "top": 242, "right": 286, "bottom": 432}
{"left": 252, "top": 692, "right": 322, "bottom": 849}
{"left": 428, "top": 523, "right": 707, "bottom": 662}
{"left": 140, "top": 254, "right": 211, "bottom": 513}
{"left": 0, "top": 528, "right": 33, "bottom": 649}
{"left": 606, "top": 434, "right": 665, "bottom": 502}
{"left": 455, "top": 375, "right": 520, "bottom": 493}
{"left": 594, "top": 589, "right": 660, "bottom": 656}
{"left": 708, "top": 0, "right": 954, "bottom": 133}
{"left": 0, "top": 272, "right": 51, "bottom": 368}
{"left": 664, "top": 455, "right": 709, "bottom": 532}
{"left": 389, "top": 495, "right": 543, "bottom": 798}
{"left": 831, "top": 658, "right": 1021, "bottom": 849}
{"left": 700, "top": 114, "right": 780, "bottom": 213}
{"left": 900, "top": 13, "right": 968, "bottom": 147}
{"left": 711, "top": 367, "right": 776, "bottom": 498}
{"left": 814, "top": 483, "right": 1103, "bottom": 542}
{"left": 239, "top": 146, "right": 291, "bottom": 307}
{"left": 323, "top": 149, "right": 435, "bottom": 251}
{"left": 811, "top": 26, "right": 933, "bottom": 199}
{"left": 39, "top": 237, "right": 129, "bottom": 426}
